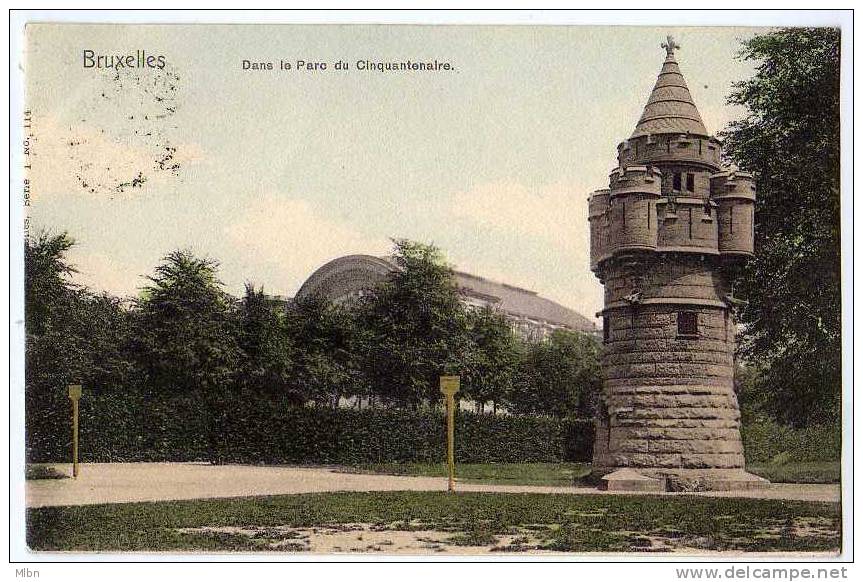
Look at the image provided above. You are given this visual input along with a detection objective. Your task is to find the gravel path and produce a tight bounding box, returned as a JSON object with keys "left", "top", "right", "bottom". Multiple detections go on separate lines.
{"left": 25, "top": 463, "right": 841, "bottom": 508}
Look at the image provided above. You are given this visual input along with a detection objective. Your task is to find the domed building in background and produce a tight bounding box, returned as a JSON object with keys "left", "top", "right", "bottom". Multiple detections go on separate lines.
{"left": 295, "top": 254, "right": 597, "bottom": 341}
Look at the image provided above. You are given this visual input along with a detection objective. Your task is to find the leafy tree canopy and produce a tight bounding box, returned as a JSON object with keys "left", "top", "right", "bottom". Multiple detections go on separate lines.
{"left": 238, "top": 283, "right": 296, "bottom": 400}
{"left": 284, "top": 295, "right": 362, "bottom": 407}
{"left": 25, "top": 231, "right": 78, "bottom": 336}
{"left": 24, "top": 232, "right": 139, "bottom": 460}
{"left": 359, "top": 239, "right": 469, "bottom": 407}
{"left": 510, "top": 329, "right": 601, "bottom": 418}
{"left": 721, "top": 28, "right": 841, "bottom": 426}
{"left": 136, "top": 250, "right": 240, "bottom": 396}
{"left": 461, "top": 306, "right": 522, "bottom": 413}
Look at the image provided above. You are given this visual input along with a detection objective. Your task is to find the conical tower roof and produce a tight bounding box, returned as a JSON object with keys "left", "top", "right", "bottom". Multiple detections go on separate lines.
{"left": 631, "top": 36, "right": 708, "bottom": 138}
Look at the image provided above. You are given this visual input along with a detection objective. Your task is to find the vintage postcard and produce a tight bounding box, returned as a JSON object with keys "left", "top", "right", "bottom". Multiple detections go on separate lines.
{"left": 9, "top": 9, "right": 853, "bottom": 571}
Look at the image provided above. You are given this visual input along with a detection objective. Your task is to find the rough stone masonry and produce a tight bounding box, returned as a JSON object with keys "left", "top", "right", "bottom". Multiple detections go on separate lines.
{"left": 587, "top": 36, "right": 766, "bottom": 491}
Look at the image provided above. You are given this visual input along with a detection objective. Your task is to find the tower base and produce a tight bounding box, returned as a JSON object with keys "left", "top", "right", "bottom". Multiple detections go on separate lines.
{"left": 596, "top": 468, "right": 769, "bottom": 492}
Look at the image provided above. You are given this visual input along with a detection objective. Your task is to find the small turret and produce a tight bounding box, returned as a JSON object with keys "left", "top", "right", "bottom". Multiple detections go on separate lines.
{"left": 588, "top": 189, "right": 610, "bottom": 271}
{"left": 608, "top": 165, "right": 662, "bottom": 253}
{"left": 711, "top": 170, "right": 756, "bottom": 257}
{"left": 618, "top": 134, "right": 723, "bottom": 169}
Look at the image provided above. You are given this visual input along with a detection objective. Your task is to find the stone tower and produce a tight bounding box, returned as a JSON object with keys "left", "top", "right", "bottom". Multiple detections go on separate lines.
{"left": 588, "top": 37, "right": 765, "bottom": 491}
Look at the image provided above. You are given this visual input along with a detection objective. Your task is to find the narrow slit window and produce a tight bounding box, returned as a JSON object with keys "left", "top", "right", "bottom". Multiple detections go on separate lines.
{"left": 678, "top": 311, "right": 698, "bottom": 337}
{"left": 647, "top": 202, "right": 651, "bottom": 229}
{"left": 686, "top": 173, "right": 695, "bottom": 192}
{"left": 688, "top": 208, "right": 693, "bottom": 238}
{"left": 729, "top": 206, "right": 734, "bottom": 233}
{"left": 603, "top": 316, "right": 610, "bottom": 343}
{"left": 622, "top": 200, "right": 626, "bottom": 230}
{"left": 673, "top": 173, "right": 682, "bottom": 191}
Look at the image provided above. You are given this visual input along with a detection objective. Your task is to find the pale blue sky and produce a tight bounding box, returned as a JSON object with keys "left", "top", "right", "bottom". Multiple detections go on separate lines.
{"left": 26, "top": 24, "right": 765, "bottom": 320}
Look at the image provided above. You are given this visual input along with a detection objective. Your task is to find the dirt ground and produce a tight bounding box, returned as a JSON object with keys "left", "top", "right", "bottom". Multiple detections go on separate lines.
{"left": 172, "top": 522, "right": 840, "bottom": 556}
{"left": 25, "top": 462, "right": 841, "bottom": 508}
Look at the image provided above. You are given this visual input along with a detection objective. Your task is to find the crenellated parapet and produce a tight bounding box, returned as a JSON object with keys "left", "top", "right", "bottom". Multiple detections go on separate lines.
{"left": 589, "top": 163, "right": 756, "bottom": 272}
{"left": 655, "top": 195, "right": 718, "bottom": 255}
{"left": 608, "top": 164, "right": 663, "bottom": 193}
{"left": 617, "top": 133, "right": 722, "bottom": 170}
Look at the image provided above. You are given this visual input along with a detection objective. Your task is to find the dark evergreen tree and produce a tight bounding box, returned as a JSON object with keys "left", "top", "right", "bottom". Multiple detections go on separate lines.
{"left": 237, "top": 283, "right": 296, "bottom": 401}
{"left": 136, "top": 250, "right": 240, "bottom": 462}
{"left": 24, "top": 231, "right": 77, "bottom": 337}
{"left": 25, "top": 232, "right": 138, "bottom": 461}
{"left": 284, "top": 295, "right": 362, "bottom": 408}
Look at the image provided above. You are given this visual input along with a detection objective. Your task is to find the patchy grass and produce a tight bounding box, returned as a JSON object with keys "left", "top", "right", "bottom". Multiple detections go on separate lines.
{"left": 747, "top": 461, "right": 840, "bottom": 484}
{"left": 27, "top": 491, "right": 840, "bottom": 553}
{"left": 347, "top": 462, "right": 592, "bottom": 486}
{"left": 26, "top": 465, "right": 69, "bottom": 481}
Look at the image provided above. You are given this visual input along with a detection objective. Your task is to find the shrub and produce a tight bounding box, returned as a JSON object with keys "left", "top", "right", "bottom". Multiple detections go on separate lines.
{"left": 741, "top": 415, "right": 841, "bottom": 464}
{"left": 25, "top": 465, "right": 68, "bottom": 480}
{"left": 561, "top": 418, "right": 595, "bottom": 462}
{"left": 29, "top": 386, "right": 839, "bottom": 468}
{"left": 218, "top": 396, "right": 573, "bottom": 464}
{"left": 26, "top": 389, "right": 592, "bottom": 465}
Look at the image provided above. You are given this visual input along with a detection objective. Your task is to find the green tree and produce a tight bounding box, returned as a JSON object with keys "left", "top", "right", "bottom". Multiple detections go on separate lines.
{"left": 359, "top": 239, "right": 469, "bottom": 408}
{"left": 285, "top": 295, "right": 362, "bottom": 408}
{"left": 136, "top": 250, "right": 240, "bottom": 462}
{"left": 237, "top": 283, "right": 297, "bottom": 401}
{"left": 721, "top": 28, "right": 841, "bottom": 426}
{"left": 462, "top": 306, "right": 522, "bottom": 414}
{"left": 25, "top": 231, "right": 77, "bottom": 336}
{"left": 510, "top": 330, "right": 601, "bottom": 418}
{"left": 734, "top": 361, "right": 768, "bottom": 424}
{"left": 25, "top": 232, "right": 138, "bottom": 461}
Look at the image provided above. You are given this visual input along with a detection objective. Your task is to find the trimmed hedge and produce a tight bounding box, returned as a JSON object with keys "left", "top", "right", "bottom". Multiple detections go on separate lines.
{"left": 27, "top": 389, "right": 214, "bottom": 463}
{"left": 31, "top": 387, "right": 835, "bottom": 467}
{"left": 561, "top": 418, "right": 595, "bottom": 462}
{"left": 26, "top": 389, "right": 595, "bottom": 465}
{"left": 221, "top": 403, "right": 578, "bottom": 465}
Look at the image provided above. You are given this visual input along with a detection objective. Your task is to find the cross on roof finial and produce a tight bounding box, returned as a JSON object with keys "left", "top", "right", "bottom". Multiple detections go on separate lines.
{"left": 661, "top": 35, "right": 680, "bottom": 58}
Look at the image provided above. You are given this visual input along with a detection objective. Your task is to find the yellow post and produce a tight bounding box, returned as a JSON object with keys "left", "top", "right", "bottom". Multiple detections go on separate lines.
{"left": 446, "top": 394, "right": 455, "bottom": 492}
{"left": 439, "top": 376, "right": 460, "bottom": 493}
{"left": 68, "top": 384, "right": 82, "bottom": 478}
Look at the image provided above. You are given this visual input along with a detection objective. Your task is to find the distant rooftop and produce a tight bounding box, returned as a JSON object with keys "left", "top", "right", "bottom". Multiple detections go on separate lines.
{"left": 380, "top": 256, "right": 596, "bottom": 333}
{"left": 452, "top": 269, "right": 595, "bottom": 333}
{"left": 296, "top": 254, "right": 596, "bottom": 334}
